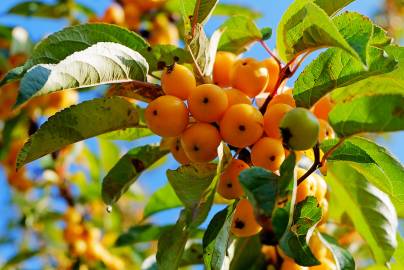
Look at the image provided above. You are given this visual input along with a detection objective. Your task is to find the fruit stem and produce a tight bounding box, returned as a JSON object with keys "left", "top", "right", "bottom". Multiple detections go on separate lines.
{"left": 259, "top": 40, "right": 282, "bottom": 67}
{"left": 320, "top": 137, "right": 346, "bottom": 167}
{"left": 297, "top": 143, "right": 320, "bottom": 186}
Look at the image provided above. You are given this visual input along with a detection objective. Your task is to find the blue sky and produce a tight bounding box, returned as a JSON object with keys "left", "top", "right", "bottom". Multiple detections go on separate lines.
{"left": 0, "top": 0, "right": 403, "bottom": 268}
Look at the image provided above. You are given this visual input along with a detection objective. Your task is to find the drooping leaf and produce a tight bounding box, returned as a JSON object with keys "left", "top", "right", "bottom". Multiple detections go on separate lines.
{"left": 17, "top": 97, "right": 139, "bottom": 169}
{"left": 280, "top": 196, "right": 322, "bottom": 266}
{"left": 217, "top": 16, "right": 262, "bottom": 54}
{"left": 17, "top": 42, "right": 148, "bottom": 105}
{"left": 139, "top": 45, "right": 192, "bottom": 72}
{"left": 327, "top": 162, "right": 398, "bottom": 264}
{"left": 188, "top": 24, "right": 211, "bottom": 80}
{"left": 276, "top": 0, "right": 359, "bottom": 62}
{"left": 203, "top": 204, "right": 236, "bottom": 270}
{"left": 102, "top": 145, "right": 168, "bottom": 205}
{"left": 229, "top": 236, "right": 266, "bottom": 270}
{"left": 314, "top": 0, "right": 355, "bottom": 16}
{"left": 213, "top": 4, "right": 262, "bottom": 19}
{"left": 319, "top": 233, "right": 355, "bottom": 270}
{"left": 322, "top": 137, "right": 404, "bottom": 217}
{"left": 329, "top": 94, "right": 404, "bottom": 137}
{"left": 0, "top": 66, "right": 25, "bottom": 87}
{"left": 239, "top": 167, "right": 279, "bottom": 217}
{"left": 143, "top": 184, "right": 183, "bottom": 218}
{"left": 193, "top": 0, "right": 219, "bottom": 25}
{"left": 2, "top": 250, "right": 40, "bottom": 268}
{"left": 156, "top": 209, "right": 191, "bottom": 270}
{"left": 24, "top": 23, "right": 148, "bottom": 71}
{"left": 115, "top": 224, "right": 174, "bottom": 247}
{"left": 294, "top": 14, "right": 396, "bottom": 108}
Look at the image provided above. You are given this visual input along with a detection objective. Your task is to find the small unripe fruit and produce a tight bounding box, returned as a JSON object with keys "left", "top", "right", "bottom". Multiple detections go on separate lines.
{"left": 318, "top": 119, "right": 335, "bottom": 143}
{"left": 225, "top": 88, "right": 251, "bottom": 107}
{"left": 231, "top": 58, "right": 269, "bottom": 98}
{"left": 181, "top": 123, "right": 221, "bottom": 162}
{"left": 251, "top": 137, "right": 285, "bottom": 172}
{"left": 220, "top": 104, "right": 264, "bottom": 148}
{"left": 262, "top": 58, "right": 280, "bottom": 94}
{"left": 213, "top": 51, "right": 237, "bottom": 87}
{"left": 188, "top": 84, "right": 228, "bottom": 122}
{"left": 218, "top": 159, "right": 249, "bottom": 199}
{"left": 231, "top": 199, "right": 262, "bottom": 237}
{"left": 161, "top": 64, "right": 196, "bottom": 100}
{"left": 145, "top": 95, "right": 189, "bottom": 137}
{"left": 280, "top": 108, "right": 320, "bottom": 151}
{"left": 170, "top": 137, "right": 190, "bottom": 165}
{"left": 263, "top": 103, "right": 293, "bottom": 139}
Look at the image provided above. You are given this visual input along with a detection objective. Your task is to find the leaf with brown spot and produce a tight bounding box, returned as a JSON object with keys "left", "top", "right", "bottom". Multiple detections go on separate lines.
{"left": 102, "top": 145, "right": 168, "bottom": 205}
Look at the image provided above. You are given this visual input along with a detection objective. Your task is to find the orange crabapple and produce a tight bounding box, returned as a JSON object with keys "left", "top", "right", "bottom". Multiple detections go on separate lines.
{"left": 218, "top": 159, "right": 249, "bottom": 199}
{"left": 161, "top": 64, "right": 196, "bottom": 100}
{"left": 231, "top": 199, "right": 262, "bottom": 237}
{"left": 251, "top": 137, "right": 285, "bottom": 172}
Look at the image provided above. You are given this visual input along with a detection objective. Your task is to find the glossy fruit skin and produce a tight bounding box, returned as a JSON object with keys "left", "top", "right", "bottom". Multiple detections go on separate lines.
{"left": 180, "top": 123, "right": 221, "bottom": 162}
{"left": 220, "top": 104, "right": 264, "bottom": 148}
{"left": 312, "top": 173, "right": 327, "bottom": 201}
{"left": 262, "top": 58, "right": 280, "bottom": 94}
{"left": 213, "top": 51, "right": 237, "bottom": 87}
{"left": 231, "top": 199, "right": 262, "bottom": 237}
{"left": 313, "top": 95, "right": 334, "bottom": 121}
{"left": 225, "top": 88, "right": 251, "bottom": 107}
{"left": 309, "top": 233, "right": 328, "bottom": 260}
{"left": 296, "top": 168, "right": 317, "bottom": 203}
{"left": 269, "top": 92, "right": 296, "bottom": 108}
{"left": 251, "top": 137, "right": 285, "bottom": 172}
{"left": 280, "top": 259, "right": 308, "bottom": 270}
{"left": 231, "top": 58, "right": 269, "bottom": 98}
{"left": 188, "top": 84, "right": 228, "bottom": 122}
{"left": 161, "top": 64, "right": 196, "bottom": 100}
{"left": 318, "top": 119, "right": 335, "bottom": 143}
{"left": 145, "top": 95, "right": 189, "bottom": 137}
{"left": 170, "top": 137, "right": 190, "bottom": 165}
{"left": 103, "top": 3, "right": 125, "bottom": 25}
{"left": 262, "top": 245, "right": 277, "bottom": 264}
{"left": 319, "top": 198, "right": 329, "bottom": 224}
{"left": 218, "top": 159, "right": 249, "bottom": 199}
{"left": 280, "top": 108, "right": 320, "bottom": 151}
{"left": 263, "top": 103, "right": 293, "bottom": 139}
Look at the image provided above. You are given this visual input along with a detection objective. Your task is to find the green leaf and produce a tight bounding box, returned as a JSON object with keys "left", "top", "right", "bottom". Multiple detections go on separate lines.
{"left": 329, "top": 94, "right": 404, "bottom": 136}
{"left": 276, "top": 0, "right": 359, "bottom": 62}
{"left": 193, "top": 0, "right": 219, "bottom": 25}
{"left": 98, "top": 127, "right": 153, "bottom": 141}
{"left": 319, "top": 233, "right": 355, "bottom": 270}
{"left": 99, "top": 139, "right": 120, "bottom": 172}
{"left": 24, "top": 23, "right": 148, "bottom": 72}
{"left": 203, "top": 204, "right": 236, "bottom": 270}
{"left": 213, "top": 4, "right": 261, "bottom": 19}
{"left": 260, "top": 27, "right": 272, "bottom": 41}
{"left": 280, "top": 196, "right": 322, "bottom": 266}
{"left": 102, "top": 145, "right": 168, "bottom": 205}
{"left": 323, "top": 137, "right": 404, "bottom": 217}
{"left": 7, "top": 1, "right": 69, "bottom": 18}
{"left": 2, "top": 250, "right": 40, "bottom": 268}
{"left": 17, "top": 42, "right": 148, "bottom": 105}
{"left": 178, "top": 0, "right": 218, "bottom": 30}
{"left": 239, "top": 167, "right": 279, "bottom": 217}
{"left": 314, "top": 0, "right": 355, "bottom": 16}
{"left": 294, "top": 14, "right": 396, "bottom": 108}
{"left": 143, "top": 184, "right": 182, "bottom": 218}
{"left": 156, "top": 209, "right": 191, "bottom": 270}
{"left": 0, "top": 25, "right": 12, "bottom": 41}
{"left": 229, "top": 236, "right": 266, "bottom": 270}
{"left": 16, "top": 97, "right": 139, "bottom": 169}
{"left": 115, "top": 224, "right": 173, "bottom": 246}
{"left": 181, "top": 242, "right": 204, "bottom": 266}
{"left": 0, "top": 66, "right": 25, "bottom": 87}
{"left": 139, "top": 45, "right": 192, "bottom": 72}
{"left": 218, "top": 16, "right": 262, "bottom": 54}
{"left": 327, "top": 162, "right": 398, "bottom": 264}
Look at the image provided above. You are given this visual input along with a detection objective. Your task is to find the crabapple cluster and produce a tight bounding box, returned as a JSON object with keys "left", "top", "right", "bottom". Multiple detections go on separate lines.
{"left": 63, "top": 207, "right": 125, "bottom": 270}
{"left": 145, "top": 51, "right": 337, "bottom": 267}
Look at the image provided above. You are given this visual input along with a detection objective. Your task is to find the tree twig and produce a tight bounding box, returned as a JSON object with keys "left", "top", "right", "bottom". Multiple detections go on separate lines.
{"left": 320, "top": 138, "right": 346, "bottom": 167}
{"left": 259, "top": 40, "right": 282, "bottom": 67}
{"left": 297, "top": 143, "right": 320, "bottom": 186}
